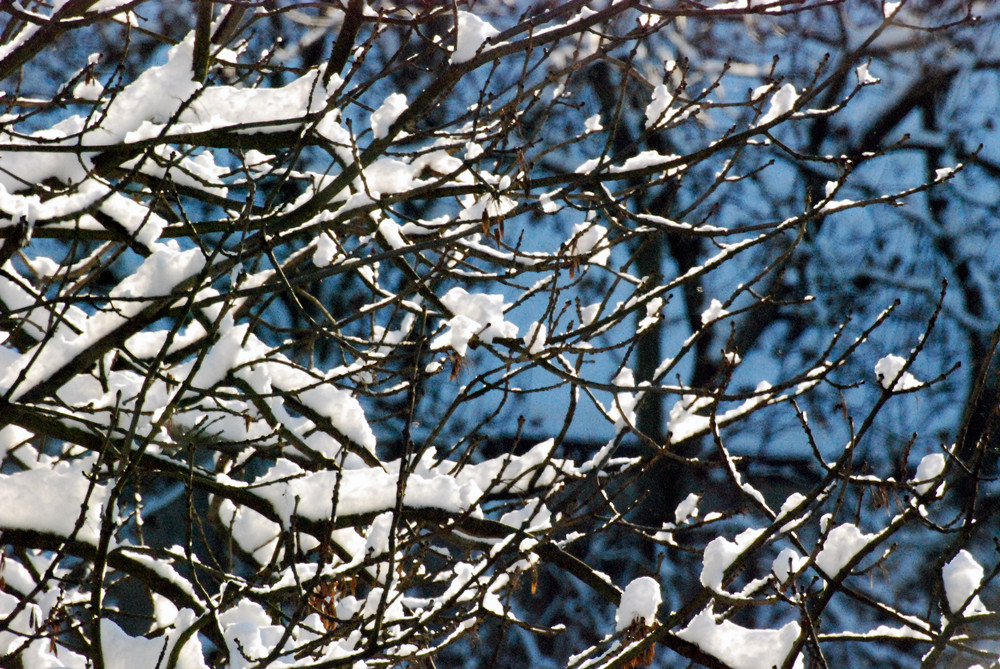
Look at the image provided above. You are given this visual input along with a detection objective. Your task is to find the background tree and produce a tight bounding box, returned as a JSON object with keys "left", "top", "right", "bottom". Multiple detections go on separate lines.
{"left": 0, "top": 1, "right": 998, "bottom": 668}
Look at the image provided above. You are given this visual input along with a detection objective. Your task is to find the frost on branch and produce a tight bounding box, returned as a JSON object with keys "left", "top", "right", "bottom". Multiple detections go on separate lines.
{"left": 0, "top": 1, "right": 993, "bottom": 668}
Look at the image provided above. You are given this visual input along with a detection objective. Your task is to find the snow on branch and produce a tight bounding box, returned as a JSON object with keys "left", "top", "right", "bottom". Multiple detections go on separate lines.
{"left": 0, "top": 1, "right": 990, "bottom": 668}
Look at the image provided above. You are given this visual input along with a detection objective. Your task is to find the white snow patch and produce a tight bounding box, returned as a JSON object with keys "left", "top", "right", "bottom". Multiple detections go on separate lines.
{"left": 2, "top": 245, "right": 205, "bottom": 401}
{"left": 377, "top": 217, "right": 408, "bottom": 249}
{"left": 314, "top": 232, "right": 341, "bottom": 267}
{"left": 615, "top": 576, "right": 661, "bottom": 632}
{"left": 73, "top": 77, "right": 105, "bottom": 101}
{"left": 523, "top": 321, "right": 547, "bottom": 355}
{"left": 499, "top": 499, "right": 552, "bottom": 533}
{"left": 611, "top": 368, "right": 638, "bottom": 431}
{"left": 935, "top": 166, "right": 956, "bottom": 181}
{"left": 677, "top": 609, "right": 801, "bottom": 669}
{"left": 674, "top": 493, "right": 700, "bottom": 524}
{"left": 912, "top": 452, "right": 946, "bottom": 496}
{"left": 457, "top": 191, "right": 517, "bottom": 223}
{"left": 581, "top": 302, "right": 601, "bottom": 326}
{"left": 638, "top": 297, "right": 663, "bottom": 332}
{"left": 175, "top": 69, "right": 333, "bottom": 136}
{"left": 0, "top": 457, "right": 109, "bottom": 544}
{"left": 776, "top": 492, "right": 808, "bottom": 531}
{"left": 431, "top": 287, "right": 518, "bottom": 356}
{"left": 700, "top": 298, "right": 728, "bottom": 325}
{"left": 100, "top": 612, "right": 208, "bottom": 669}
{"left": 365, "top": 511, "right": 395, "bottom": 558}
{"left": 250, "top": 458, "right": 479, "bottom": 526}
{"left": 856, "top": 62, "right": 879, "bottom": 85}
{"left": 216, "top": 499, "right": 282, "bottom": 565}
{"left": 942, "top": 550, "right": 990, "bottom": 616}
{"left": 575, "top": 151, "right": 683, "bottom": 177}
{"left": 220, "top": 600, "right": 295, "bottom": 668}
{"left": 371, "top": 92, "right": 408, "bottom": 140}
{"left": 874, "top": 354, "right": 921, "bottom": 391}
{"left": 465, "top": 142, "right": 484, "bottom": 160}
{"left": 645, "top": 84, "right": 693, "bottom": 129}
{"left": 645, "top": 83, "right": 672, "bottom": 129}
{"left": 565, "top": 222, "right": 610, "bottom": 265}
{"left": 772, "top": 548, "right": 808, "bottom": 583}
{"left": 451, "top": 12, "right": 500, "bottom": 64}
{"left": 539, "top": 192, "right": 561, "bottom": 213}
{"left": 700, "top": 528, "right": 764, "bottom": 591}
{"left": 0, "top": 425, "right": 32, "bottom": 462}
{"left": 757, "top": 83, "right": 798, "bottom": 127}
{"left": 815, "top": 523, "right": 874, "bottom": 576}
{"left": 667, "top": 395, "right": 712, "bottom": 443}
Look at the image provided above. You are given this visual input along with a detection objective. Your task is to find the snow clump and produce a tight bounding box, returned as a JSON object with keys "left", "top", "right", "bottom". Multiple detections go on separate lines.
{"left": 431, "top": 287, "right": 518, "bottom": 356}
{"left": 700, "top": 298, "right": 728, "bottom": 325}
{"left": 615, "top": 576, "right": 661, "bottom": 632}
{"left": 701, "top": 528, "right": 763, "bottom": 591}
{"left": 451, "top": 12, "right": 499, "bottom": 64}
{"left": 815, "top": 523, "right": 874, "bottom": 576}
{"left": 912, "top": 452, "right": 946, "bottom": 496}
{"left": 757, "top": 83, "right": 798, "bottom": 127}
{"left": 942, "top": 550, "right": 990, "bottom": 616}
{"left": 874, "top": 354, "right": 921, "bottom": 391}
{"left": 678, "top": 609, "right": 800, "bottom": 669}
{"left": 371, "top": 92, "right": 408, "bottom": 140}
